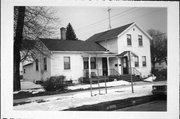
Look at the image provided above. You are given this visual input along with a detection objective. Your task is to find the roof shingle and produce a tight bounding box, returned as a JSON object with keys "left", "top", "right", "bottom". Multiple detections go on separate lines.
{"left": 40, "top": 38, "right": 107, "bottom": 51}
{"left": 86, "top": 23, "right": 134, "bottom": 42}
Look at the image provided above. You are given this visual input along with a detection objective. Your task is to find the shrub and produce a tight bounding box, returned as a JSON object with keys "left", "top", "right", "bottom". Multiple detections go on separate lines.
{"left": 42, "top": 75, "right": 67, "bottom": 91}
{"left": 78, "top": 77, "right": 84, "bottom": 84}
{"left": 151, "top": 68, "right": 167, "bottom": 81}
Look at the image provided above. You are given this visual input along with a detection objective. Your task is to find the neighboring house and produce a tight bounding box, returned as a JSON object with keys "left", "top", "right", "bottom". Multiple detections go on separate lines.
{"left": 23, "top": 22, "right": 152, "bottom": 83}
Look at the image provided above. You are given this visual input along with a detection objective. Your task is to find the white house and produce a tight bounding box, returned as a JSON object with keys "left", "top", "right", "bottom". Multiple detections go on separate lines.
{"left": 23, "top": 22, "right": 152, "bottom": 83}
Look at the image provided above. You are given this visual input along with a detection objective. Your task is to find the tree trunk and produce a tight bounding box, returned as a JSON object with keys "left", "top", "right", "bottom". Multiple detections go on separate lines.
{"left": 14, "top": 6, "right": 25, "bottom": 91}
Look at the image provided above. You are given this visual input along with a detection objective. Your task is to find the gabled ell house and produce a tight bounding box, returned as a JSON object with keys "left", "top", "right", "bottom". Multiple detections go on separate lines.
{"left": 23, "top": 23, "right": 152, "bottom": 83}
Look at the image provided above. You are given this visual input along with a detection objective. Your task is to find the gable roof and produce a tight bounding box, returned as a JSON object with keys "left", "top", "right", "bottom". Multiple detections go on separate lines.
{"left": 40, "top": 38, "right": 107, "bottom": 52}
{"left": 86, "top": 23, "right": 134, "bottom": 42}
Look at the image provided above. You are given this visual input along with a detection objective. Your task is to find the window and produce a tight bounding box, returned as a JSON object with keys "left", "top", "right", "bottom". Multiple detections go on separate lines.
{"left": 91, "top": 57, "right": 96, "bottom": 69}
{"left": 44, "top": 57, "right": 47, "bottom": 71}
{"left": 142, "top": 56, "right": 147, "bottom": 67}
{"left": 83, "top": 57, "right": 96, "bottom": 69}
{"left": 138, "top": 35, "right": 143, "bottom": 46}
{"left": 24, "top": 69, "right": 26, "bottom": 73}
{"left": 35, "top": 59, "right": 39, "bottom": 71}
{"left": 64, "top": 57, "right": 70, "bottom": 70}
{"left": 83, "top": 58, "right": 88, "bottom": 69}
{"left": 134, "top": 56, "right": 139, "bottom": 67}
{"left": 127, "top": 34, "right": 132, "bottom": 46}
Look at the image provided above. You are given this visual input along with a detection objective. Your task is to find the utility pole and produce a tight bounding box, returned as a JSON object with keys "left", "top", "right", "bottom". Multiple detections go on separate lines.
{"left": 108, "top": 7, "right": 111, "bottom": 30}
{"left": 128, "top": 51, "right": 134, "bottom": 93}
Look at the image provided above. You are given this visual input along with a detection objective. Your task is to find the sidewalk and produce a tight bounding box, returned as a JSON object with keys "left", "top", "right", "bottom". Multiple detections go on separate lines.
{"left": 13, "top": 81, "right": 166, "bottom": 111}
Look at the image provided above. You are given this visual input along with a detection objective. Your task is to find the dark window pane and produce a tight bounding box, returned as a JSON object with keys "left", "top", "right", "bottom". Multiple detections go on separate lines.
{"left": 142, "top": 56, "right": 146, "bottom": 67}
{"left": 138, "top": 35, "right": 143, "bottom": 46}
{"left": 44, "top": 57, "right": 47, "bottom": 71}
{"left": 127, "top": 34, "right": 132, "bottom": 46}
{"left": 134, "top": 56, "right": 139, "bottom": 67}
{"left": 64, "top": 57, "right": 70, "bottom": 69}
{"left": 35, "top": 59, "right": 38, "bottom": 71}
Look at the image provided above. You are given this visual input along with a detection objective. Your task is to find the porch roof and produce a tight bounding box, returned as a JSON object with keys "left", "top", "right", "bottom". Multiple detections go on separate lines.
{"left": 81, "top": 51, "right": 118, "bottom": 57}
{"left": 117, "top": 51, "right": 138, "bottom": 57}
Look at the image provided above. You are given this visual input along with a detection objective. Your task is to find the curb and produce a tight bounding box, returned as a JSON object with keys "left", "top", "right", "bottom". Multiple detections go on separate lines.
{"left": 64, "top": 95, "right": 158, "bottom": 111}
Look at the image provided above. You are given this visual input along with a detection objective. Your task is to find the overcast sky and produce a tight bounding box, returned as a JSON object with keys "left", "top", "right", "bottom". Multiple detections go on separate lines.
{"left": 52, "top": 7, "right": 167, "bottom": 40}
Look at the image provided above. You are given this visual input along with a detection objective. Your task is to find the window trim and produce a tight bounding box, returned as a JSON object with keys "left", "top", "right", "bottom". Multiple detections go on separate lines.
{"left": 127, "top": 34, "right": 132, "bottom": 46}
{"left": 64, "top": 56, "right": 71, "bottom": 70}
{"left": 138, "top": 35, "right": 143, "bottom": 46}
{"left": 134, "top": 56, "right": 139, "bottom": 67}
{"left": 91, "top": 57, "right": 96, "bottom": 69}
{"left": 142, "top": 56, "right": 147, "bottom": 67}
{"left": 83, "top": 57, "right": 96, "bottom": 69}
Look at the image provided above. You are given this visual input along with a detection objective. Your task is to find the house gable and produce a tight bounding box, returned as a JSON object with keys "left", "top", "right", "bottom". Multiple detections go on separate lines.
{"left": 117, "top": 23, "right": 152, "bottom": 41}
{"left": 86, "top": 23, "right": 134, "bottom": 42}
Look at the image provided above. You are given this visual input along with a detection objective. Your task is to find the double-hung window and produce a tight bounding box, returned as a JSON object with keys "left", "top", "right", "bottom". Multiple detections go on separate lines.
{"left": 142, "top": 56, "right": 147, "bottom": 67}
{"left": 127, "top": 34, "right": 132, "bottom": 46}
{"left": 64, "top": 57, "right": 70, "bottom": 70}
{"left": 91, "top": 57, "right": 96, "bottom": 69}
{"left": 134, "top": 56, "right": 139, "bottom": 67}
{"left": 83, "top": 57, "right": 96, "bottom": 69}
{"left": 138, "top": 35, "right": 143, "bottom": 46}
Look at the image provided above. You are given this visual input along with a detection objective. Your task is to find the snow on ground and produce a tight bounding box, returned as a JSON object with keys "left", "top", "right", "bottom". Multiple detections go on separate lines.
{"left": 14, "top": 83, "right": 153, "bottom": 111}
{"left": 13, "top": 80, "right": 45, "bottom": 94}
{"left": 14, "top": 80, "right": 131, "bottom": 95}
{"left": 143, "top": 76, "right": 156, "bottom": 82}
{"left": 68, "top": 80, "right": 130, "bottom": 90}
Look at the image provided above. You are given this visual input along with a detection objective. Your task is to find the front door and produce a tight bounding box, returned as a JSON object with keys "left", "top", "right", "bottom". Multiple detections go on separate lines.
{"left": 122, "top": 57, "right": 128, "bottom": 74}
{"left": 102, "top": 58, "right": 108, "bottom": 76}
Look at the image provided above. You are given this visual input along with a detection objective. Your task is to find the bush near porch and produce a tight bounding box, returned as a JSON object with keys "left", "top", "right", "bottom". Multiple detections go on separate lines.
{"left": 152, "top": 69, "right": 167, "bottom": 81}
{"left": 42, "top": 75, "right": 68, "bottom": 91}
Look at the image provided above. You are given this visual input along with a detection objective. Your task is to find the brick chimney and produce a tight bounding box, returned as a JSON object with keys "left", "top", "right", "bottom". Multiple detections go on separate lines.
{"left": 60, "top": 27, "right": 66, "bottom": 40}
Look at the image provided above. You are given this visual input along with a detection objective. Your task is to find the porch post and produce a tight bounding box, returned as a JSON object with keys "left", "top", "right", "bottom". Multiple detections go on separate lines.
{"left": 116, "top": 57, "right": 120, "bottom": 74}
{"left": 88, "top": 55, "right": 93, "bottom": 96}
{"left": 88, "top": 56, "right": 91, "bottom": 78}
{"left": 107, "top": 57, "right": 110, "bottom": 76}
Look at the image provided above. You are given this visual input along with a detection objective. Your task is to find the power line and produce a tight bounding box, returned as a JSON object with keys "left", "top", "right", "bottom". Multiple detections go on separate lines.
{"left": 77, "top": 8, "right": 139, "bottom": 35}
{"left": 78, "top": 8, "right": 165, "bottom": 40}
{"left": 76, "top": 7, "right": 138, "bottom": 31}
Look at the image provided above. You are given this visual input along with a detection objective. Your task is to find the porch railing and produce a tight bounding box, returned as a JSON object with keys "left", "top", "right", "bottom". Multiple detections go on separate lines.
{"left": 83, "top": 69, "right": 120, "bottom": 78}
{"left": 132, "top": 67, "right": 142, "bottom": 77}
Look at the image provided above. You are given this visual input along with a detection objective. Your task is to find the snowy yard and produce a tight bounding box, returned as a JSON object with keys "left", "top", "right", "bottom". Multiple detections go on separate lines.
{"left": 14, "top": 80, "right": 131, "bottom": 95}
{"left": 14, "top": 81, "right": 154, "bottom": 111}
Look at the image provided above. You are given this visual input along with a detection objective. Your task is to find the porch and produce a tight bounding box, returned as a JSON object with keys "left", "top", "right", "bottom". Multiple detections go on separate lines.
{"left": 81, "top": 51, "right": 142, "bottom": 83}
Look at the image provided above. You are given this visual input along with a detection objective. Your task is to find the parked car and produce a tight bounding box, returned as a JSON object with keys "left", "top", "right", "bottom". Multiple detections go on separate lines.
{"left": 152, "top": 84, "right": 167, "bottom": 96}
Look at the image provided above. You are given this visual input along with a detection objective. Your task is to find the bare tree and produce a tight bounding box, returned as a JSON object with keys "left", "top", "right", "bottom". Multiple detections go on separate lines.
{"left": 14, "top": 6, "right": 25, "bottom": 91}
{"left": 14, "top": 6, "right": 60, "bottom": 91}
{"left": 147, "top": 29, "right": 167, "bottom": 69}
